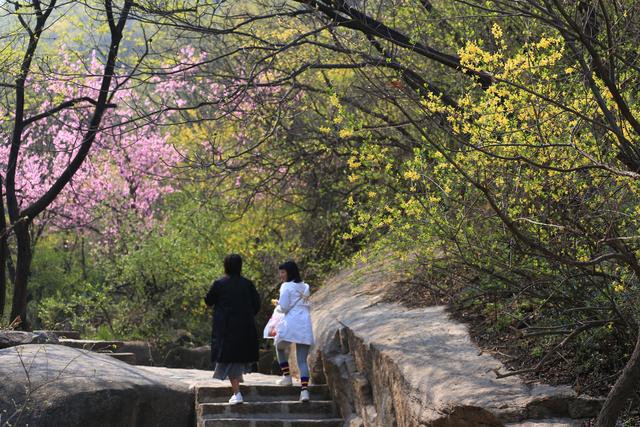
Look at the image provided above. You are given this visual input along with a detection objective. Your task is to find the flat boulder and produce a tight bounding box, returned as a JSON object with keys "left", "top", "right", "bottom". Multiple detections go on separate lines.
{"left": 57, "top": 338, "right": 123, "bottom": 352}
{"left": 0, "top": 331, "right": 58, "bottom": 349}
{"left": 0, "top": 344, "right": 194, "bottom": 427}
{"left": 119, "top": 341, "right": 161, "bottom": 366}
{"left": 163, "top": 345, "right": 211, "bottom": 370}
{"left": 33, "top": 330, "right": 81, "bottom": 339}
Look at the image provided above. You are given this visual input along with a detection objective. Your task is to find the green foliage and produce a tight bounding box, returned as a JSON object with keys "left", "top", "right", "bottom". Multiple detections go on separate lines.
{"left": 29, "top": 186, "right": 336, "bottom": 344}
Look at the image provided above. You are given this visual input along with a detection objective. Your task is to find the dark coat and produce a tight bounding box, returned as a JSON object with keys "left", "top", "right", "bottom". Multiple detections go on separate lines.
{"left": 204, "top": 274, "right": 261, "bottom": 364}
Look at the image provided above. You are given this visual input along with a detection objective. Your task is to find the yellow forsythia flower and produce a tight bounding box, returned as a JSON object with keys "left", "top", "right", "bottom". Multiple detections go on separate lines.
{"left": 404, "top": 170, "right": 420, "bottom": 181}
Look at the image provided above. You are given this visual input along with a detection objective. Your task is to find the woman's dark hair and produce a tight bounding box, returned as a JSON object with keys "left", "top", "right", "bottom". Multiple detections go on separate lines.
{"left": 224, "top": 254, "right": 242, "bottom": 275}
{"left": 279, "top": 260, "right": 302, "bottom": 283}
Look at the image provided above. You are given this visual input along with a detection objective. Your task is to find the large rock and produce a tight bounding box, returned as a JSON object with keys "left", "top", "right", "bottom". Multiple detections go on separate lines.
{"left": 0, "top": 331, "right": 59, "bottom": 349}
{"left": 33, "top": 330, "right": 81, "bottom": 339}
{"left": 57, "top": 338, "right": 124, "bottom": 352}
{"left": 120, "top": 341, "right": 162, "bottom": 366}
{"left": 0, "top": 344, "right": 194, "bottom": 427}
{"left": 163, "top": 345, "right": 211, "bottom": 370}
{"left": 309, "top": 258, "right": 603, "bottom": 427}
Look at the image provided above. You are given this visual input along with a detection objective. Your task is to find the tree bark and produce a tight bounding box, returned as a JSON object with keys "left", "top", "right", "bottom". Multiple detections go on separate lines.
{"left": 0, "top": 176, "right": 6, "bottom": 320}
{"left": 6, "top": 244, "right": 16, "bottom": 287}
{"left": 80, "top": 235, "right": 88, "bottom": 281}
{"left": 596, "top": 324, "right": 640, "bottom": 427}
{"left": 9, "top": 222, "right": 31, "bottom": 329}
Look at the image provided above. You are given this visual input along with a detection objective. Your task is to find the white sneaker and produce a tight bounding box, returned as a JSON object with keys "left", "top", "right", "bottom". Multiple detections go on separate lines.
{"left": 276, "top": 375, "right": 293, "bottom": 386}
{"left": 228, "top": 392, "right": 243, "bottom": 405}
{"left": 299, "top": 389, "right": 310, "bottom": 402}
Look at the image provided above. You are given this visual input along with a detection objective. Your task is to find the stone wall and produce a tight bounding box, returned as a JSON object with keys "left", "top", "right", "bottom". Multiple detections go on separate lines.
{"left": 308, "top": 258, "right": 603, "bottom": 427}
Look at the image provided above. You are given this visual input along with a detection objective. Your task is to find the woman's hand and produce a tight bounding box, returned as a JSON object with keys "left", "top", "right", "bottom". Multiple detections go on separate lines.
{"left": 271, "top": 298, "right": 279, "bottom": 306}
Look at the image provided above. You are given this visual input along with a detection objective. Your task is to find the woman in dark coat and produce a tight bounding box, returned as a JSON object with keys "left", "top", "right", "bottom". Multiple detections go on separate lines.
{"left": 204, "top": 254, "right": 261, "bottom": 404}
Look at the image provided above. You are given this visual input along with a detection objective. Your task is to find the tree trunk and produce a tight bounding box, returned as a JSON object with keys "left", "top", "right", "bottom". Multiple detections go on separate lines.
{"left": 0, "top": 249, "right": 4, "bottom": 320}
{"left": 6, "top": 244, "right": 16, "bottom": 286}
{"left": 596, "top": 324, "right": 640, "bottom": 427}
{"left": 80, "top": 235, "right": 87, "bottom": 281}
{"left": 0, "top": 177, "right": 6, "bottom": 320}
{"left": 9, "top": 222, "right": 32, "bottom": 330}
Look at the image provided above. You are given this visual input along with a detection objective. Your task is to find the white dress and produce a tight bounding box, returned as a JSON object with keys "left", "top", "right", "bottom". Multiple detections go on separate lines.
{"left": 275, "top": 281, "right": 314, "bottom": 346}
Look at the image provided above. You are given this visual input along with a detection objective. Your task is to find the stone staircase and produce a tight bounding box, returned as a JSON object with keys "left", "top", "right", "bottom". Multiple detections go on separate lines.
{"left": 196, "top": 384, "right": 343, "bottom": 427}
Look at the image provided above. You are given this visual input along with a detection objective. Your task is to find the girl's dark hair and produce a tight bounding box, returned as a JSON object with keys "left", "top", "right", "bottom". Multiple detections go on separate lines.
{"left": 279, "top": 260, "right": 302, "bottom": 283}
{"left": 224, "top": 254, "right": 242, "bottom": 275}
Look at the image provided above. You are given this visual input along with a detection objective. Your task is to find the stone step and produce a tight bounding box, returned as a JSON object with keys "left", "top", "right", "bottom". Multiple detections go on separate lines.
{"left": 200, "top": 417, "right": 344, "bottom": 427}
{"left": 33, "top": 330, "right": 81, "bottom": 339}
{"left": 58, "top": 339, "right": 124, "bottom": 352}
{"left": 505, "top": 419, "right": 588, "bottom": 427}
{"left": 197, "top": 385, "right": 331, "bottom": 403}
{"left": 198, "top": 401, "right": 338, "bottom": 419}
{"left": 106, "top": 352, "right": 137, "bottom": 365}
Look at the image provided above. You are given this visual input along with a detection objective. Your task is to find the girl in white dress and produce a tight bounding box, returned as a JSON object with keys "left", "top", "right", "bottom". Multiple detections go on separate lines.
{"left": 273, "top": 260, "right": 314, "bottom": 402}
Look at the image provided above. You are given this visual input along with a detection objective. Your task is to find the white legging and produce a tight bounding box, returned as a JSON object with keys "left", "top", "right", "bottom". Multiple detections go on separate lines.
{"left": 276, "top": 341, "right": 310, "bottom": 378}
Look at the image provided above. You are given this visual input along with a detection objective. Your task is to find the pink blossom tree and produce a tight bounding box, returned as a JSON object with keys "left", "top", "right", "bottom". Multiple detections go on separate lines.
{"left": 1, "top": 0, "right": 136, "bottom": 327}
{"left": 2, "top": 52, "right": 182, "bottom": 237}
{"left": 0, "top": 40, "right": 211, "bottom": 323}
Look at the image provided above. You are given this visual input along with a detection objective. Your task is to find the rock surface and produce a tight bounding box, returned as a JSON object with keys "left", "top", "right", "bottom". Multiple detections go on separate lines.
{"left": 119, "top": 340, "right": 161, "bottom": 366}
{"left": 57, "top": 338, "right": 123, "bottom": 351}
{"left": 33, "top": 330, "right": 81, "bottom": 339}
{"left": 0, "top": 330, "right": 59, "bottom": 349}
{"left": 136, "top": 366, "right": 285, "bottom": 388}
{"left": 0, "top": 344, "right": 194, "bottom": 427}
{"left": 309, "top": 258, "right": 603, "bottom": 427}
{"left": 163, "top": 345, "right": 212, "bottom": 370}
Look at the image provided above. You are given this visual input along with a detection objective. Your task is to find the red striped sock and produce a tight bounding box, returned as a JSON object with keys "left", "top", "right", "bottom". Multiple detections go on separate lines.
{"left": 301, "top": 376, "right": 309, "bottom": 390}
{"left": 279, "top": 362, "right": 290, "bottom": 376}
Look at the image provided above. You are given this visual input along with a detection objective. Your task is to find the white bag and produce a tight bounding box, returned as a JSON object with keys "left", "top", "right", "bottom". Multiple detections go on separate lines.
{"left": 263, "top": 306, "right": 285, "bottom": 339}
